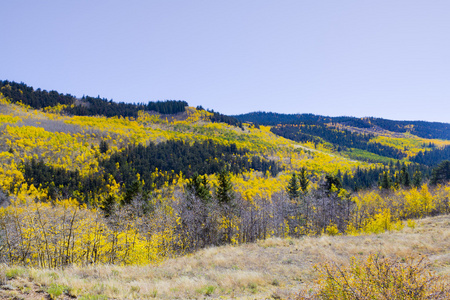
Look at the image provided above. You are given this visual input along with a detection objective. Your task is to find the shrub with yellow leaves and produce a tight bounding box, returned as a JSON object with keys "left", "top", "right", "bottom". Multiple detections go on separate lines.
{"left": 306, "top": 255, "right": 450, "bottom": 300}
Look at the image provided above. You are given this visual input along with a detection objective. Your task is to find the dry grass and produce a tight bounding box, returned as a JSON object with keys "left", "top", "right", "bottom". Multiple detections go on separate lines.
{"left": 1, "top": 214, "right": 449, "bottom": 299}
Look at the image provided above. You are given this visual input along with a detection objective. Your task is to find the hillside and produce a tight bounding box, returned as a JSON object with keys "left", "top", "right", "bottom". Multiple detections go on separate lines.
{"left": 236, "top": 111, "right": 450, "bottom": 167}
{"left": 1, "top": 81, "right": 450, "bottom": 299}
{"left": 1, "top": 214, "right": 449, "bottom": 299}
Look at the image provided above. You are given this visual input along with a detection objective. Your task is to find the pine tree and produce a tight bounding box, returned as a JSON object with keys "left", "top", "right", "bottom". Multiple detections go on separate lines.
{"left": 122, "top": 179, "right": 142, "bottom": 205}
{"left": 412, "top": 171, "right": 422, "bottom": 188}
{"left": 216, "top": 169, "right": 234, "bottom": 205}
{"left": 287, "top": 173, "right": 300, "bottom": 200}
{"left": 101, "top": 195, "right": 116, "bottom": 217}
{"left": 324, "top": 174, "right": 342, "bottom": 192}
{"left": 393, "top": 171, "right": 401, "bottom": 189}
{"left": 401, "top": 165, "right": 411, "bottom": 187}
{"left": 430, "top": 160, "right": 450, "bottom": 185}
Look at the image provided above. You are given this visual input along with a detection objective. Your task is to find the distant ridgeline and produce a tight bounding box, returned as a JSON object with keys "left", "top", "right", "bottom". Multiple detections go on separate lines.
{"left": 0, "top": 80, "right": 188, "bottom": 117}
{"left": 234, "top": 111, "right": 450, "bottom": 140}
{"left": 235, "top": 111, "right": 450, "bottom": 166}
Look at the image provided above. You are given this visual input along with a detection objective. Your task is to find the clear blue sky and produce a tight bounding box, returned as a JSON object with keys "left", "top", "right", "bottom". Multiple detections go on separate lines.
{"left": 2, "top": 1, "right": 450, "bottom": 122}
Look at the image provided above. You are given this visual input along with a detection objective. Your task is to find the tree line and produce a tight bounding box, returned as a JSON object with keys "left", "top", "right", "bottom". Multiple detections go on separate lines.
{"left": 65, "top": 96, "right": 187, "bottom": 118}
{"left": 0, "top": 80, "right": 187, "bottom": 118}
{"left": 360, "top": 118, "right": 450, "bottom": 140}
{"left": 0, "top": 80, "right": 75, "bottom": 108}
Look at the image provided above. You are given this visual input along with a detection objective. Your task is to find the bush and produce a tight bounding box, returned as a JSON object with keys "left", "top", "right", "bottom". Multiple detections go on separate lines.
{"left": 5, "top": 267, "right": 25, "bottom": 279}
{"left": 306, "top": 255, "right": 449, "bottom": 299}
{"left": 196, "top": 285, "right": 216, "bottom": 296}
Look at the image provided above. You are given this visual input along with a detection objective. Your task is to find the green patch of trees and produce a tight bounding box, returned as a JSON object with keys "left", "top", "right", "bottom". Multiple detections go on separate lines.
{"left": 65, "top": 96, "right": 188, "bottom": 118}
{"left": 22, "top": 159, "right": 107, "bottom": 202}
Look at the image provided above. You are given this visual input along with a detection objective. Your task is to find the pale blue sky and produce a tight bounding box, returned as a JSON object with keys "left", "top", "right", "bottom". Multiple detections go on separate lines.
{"left": 2, "top": 1, "right": 450, "bottom": 122}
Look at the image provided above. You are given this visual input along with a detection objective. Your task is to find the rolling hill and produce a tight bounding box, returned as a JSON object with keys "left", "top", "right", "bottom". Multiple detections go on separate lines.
{"left": 1, "top": 80, "right": 450, "bottom": 299}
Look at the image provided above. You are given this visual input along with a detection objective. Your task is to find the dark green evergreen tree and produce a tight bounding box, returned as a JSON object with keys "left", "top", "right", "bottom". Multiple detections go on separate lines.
{"left": 216, "top": 169, "right": 234, "bottom": 206}
{"left": 101, "top": 195, "right": 116, "bottom": 217}
{"left": 393, "top": 172, "right": 401, "bottom": 189}
{"left": 430, "top": 160, "right": 450, "bottom": 185}
{"left": 122, "top": 179, "right": 143, "bottom": 205}
{"left": 412, "top": 171, "right": 422, "bottom": 188}
{"left": 287, "top": 173, "right": 300, "bottom": 200}
{"left": 401, "top": 165, "right": 410, "bottom": 187}
{"left": 99, "top": 140, "right": 109, "bottom": 154}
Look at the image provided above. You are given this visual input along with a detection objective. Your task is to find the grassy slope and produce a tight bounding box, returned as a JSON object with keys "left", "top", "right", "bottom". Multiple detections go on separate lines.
{"left": 1, "top": 214, "right": 449, "bottom": 299}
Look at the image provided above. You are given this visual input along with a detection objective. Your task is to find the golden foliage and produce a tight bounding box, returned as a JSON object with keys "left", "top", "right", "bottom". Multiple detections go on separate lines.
{"left": 0, "top": 198, "right": 172, "bottom": 267}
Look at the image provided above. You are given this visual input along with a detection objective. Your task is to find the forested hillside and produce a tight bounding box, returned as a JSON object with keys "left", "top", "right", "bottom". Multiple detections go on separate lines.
{"left": 0, "top": 80, "right": 188, "bottom": 117}
{"left": 1, "top": 80, "right": 450, "bottom": 274}
{"left": 236, "top": 111, "right": 450, "bottom": 140}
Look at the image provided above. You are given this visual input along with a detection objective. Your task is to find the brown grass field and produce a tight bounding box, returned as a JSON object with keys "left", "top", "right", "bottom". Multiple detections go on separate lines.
{"left": 1, "top": 214, "right": 449, "bottom": 299}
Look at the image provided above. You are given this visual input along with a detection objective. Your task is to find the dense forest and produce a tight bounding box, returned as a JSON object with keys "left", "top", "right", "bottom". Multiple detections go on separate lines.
{"left": 234, "top": 111, "right": 336, "bottom": 126}
{"left": 362, "top": 118, "right": 450, "bottom": 140}
{"left": 22, "top": 159, "right": 108, "bottom": 202}
{"left": 410, "top": 145, "right": 450, "bottom": 166}
{"left": 101, "top": 139, "right": 281, "bottom": 192}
